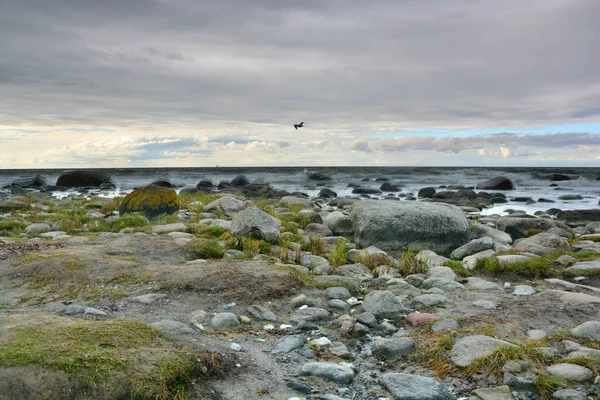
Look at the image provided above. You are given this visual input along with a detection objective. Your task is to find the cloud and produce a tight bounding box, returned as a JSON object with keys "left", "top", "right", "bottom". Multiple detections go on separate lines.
{"left": 374, "top": 132, "right": 600, "bottom": 154}
{"left": 350, "top": 139, "right": 372, "bottom": 152}
{"left": 500, "top": 144, "right": 511, "bottom": 157}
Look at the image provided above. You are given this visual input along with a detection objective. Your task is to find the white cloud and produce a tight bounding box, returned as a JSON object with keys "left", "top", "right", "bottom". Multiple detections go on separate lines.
{"left": 500, "top": 144, "right": 511, "bottom": 157}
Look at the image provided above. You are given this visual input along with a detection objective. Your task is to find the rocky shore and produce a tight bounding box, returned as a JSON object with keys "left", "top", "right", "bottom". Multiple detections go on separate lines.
{"left": 1, "top": 171, "right": 599, "bottom": 400}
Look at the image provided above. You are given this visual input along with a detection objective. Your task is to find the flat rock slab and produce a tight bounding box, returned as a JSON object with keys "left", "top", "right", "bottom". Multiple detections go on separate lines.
{"left": 513, "top": 285, "right": 536, "bottom": 296}
{"left": 151, "top": 223, "right": 188, "bottom": 234}
{"left": 450, "top": 335, "right": 517, "bottom": 367}
{"left": 466, "top": 277, "right": 501, "bottom": 291}
{"left": 290, "top": 307, "right": 331, "bottom": 324}
{"left": 566, "top": 259, "right": 600, "bottom": 271}
{"left": 538, "top": 290, "right": 600, "bottom": 305}
{"left": 379, "top": 372, "right": 455, "bottom": 400}
{"left": 472, "top": 385, "right": 513, "bottom": 400}
{"left": 299, "top": 362, "right": 355, "bottom": 384}
{"left": 150, "top": 320, "right": 195, "bottom": 335}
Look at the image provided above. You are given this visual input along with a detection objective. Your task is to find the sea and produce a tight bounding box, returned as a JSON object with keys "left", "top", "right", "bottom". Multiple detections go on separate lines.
{"left": 1, "top": 167, "right": 599, "bottom": 216}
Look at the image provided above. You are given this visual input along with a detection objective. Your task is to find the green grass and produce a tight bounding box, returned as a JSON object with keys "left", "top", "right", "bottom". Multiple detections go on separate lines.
{"left": 273, "top": 265, "right": 338, "bottom": 290}
{"left": 545, "top": 250, "right": 599, "bottom": 262}
{"left": 0, "top": 220, "right": 28, "bottom": 236}
{"left": 0, "top": 320, "right": 158, "bottom": 387}
{"left": 397, "top": 248, "right": 428, "bottom": 276}
{"left": 185, "top": 239, "right": 225, "bottom": 259}
{"left": 442, "top": 260, "right": 471, "bottom": 277}
{"left": 178, "top": 192, "right": 222, "bottom": 210}
{"left": 473, "top": 256, "right": 554, "bottom": 279}
{"left": 153, "top": 213, "right": 180, "bottom": 225}
{"left": 0, "top": 319, "right": 223, "bottom": 399}
{"left": 464, "top": 344, "right": 546, "bottom": 377}
{"left": 328, "top": 239, "right": 348, "bottom": 268}
{"left": 355, "top": 251, "right": 390, "bottom": 271}
{"left": 534, "top": 374, "right": 562, "bottom": 399}
{"left": 190, "top": 225, "right": 227, "bottom": 238}
{"left": 89, "top": 213, "right": 150, "bottom": 233}
{"left": 302, "top": 235, "right": 326, "bottom": 256}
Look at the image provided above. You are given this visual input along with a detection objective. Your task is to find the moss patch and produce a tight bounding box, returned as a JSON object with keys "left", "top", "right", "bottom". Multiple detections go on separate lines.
{"left": 120, "top": 186, "right": 179, "bottom": 220}
{"left": 0, "top": 315, "right": 223, "bottom": 399}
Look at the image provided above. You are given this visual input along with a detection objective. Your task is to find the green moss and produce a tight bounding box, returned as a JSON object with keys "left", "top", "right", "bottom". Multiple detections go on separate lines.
{"left": 120, "top": 186, "right": 179, "bottom": 219}
{"left": 442, "top": 260, "right": 471, "bottom": 277}
{"left": 0, "top": 320, "right": 158, "bottom": 386}
{"left": 0, "top": 318, "right": 223, "bottom": 398}
{"left": 524, "top": 228, "right": 544, "bottom": 238}
{"left": 185, "top": 240, "right": 225, "bottom": 259}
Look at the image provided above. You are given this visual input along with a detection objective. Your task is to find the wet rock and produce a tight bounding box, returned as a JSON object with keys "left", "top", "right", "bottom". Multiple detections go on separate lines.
{"left": 56, "top": 170, "right": 115, "bottom": 188}
{"left": 476, "top": 176, "right": 514, "bottom": 190}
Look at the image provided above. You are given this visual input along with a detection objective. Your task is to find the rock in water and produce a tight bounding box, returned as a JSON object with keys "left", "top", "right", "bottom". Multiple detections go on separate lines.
{"left": 350, "top": 200, "right": 469, "bottom": 254}
{"left": 56, "top": 170, "right": 115, "bottom": 188}
{"left": 119, "top": 185, "right": 179, "bottom": 219}
{"left": 476, "top": 176, "right": 514, "bottom": 190}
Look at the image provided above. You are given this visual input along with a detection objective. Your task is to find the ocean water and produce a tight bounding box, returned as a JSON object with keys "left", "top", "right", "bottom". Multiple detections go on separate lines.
{"left": 1, "top": 166, "right": 599, "bottom": 216}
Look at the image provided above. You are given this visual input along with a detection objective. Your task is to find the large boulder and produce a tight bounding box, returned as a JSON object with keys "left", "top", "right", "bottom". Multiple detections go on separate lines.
{"left": 350, "top": 200, "right": 469, "bottom": 254}
{"left": 230, "top": 207, "right": 281, "bottom": 243}
{"left": 230, "top": 175, "right": 250, "bottom": 187}
{"left": 56, "top": 170, "right": 115, "bottom": 188}
{"left": 556, "top": 209, "right": 600, "bottom": 225}
{"left": 119, "top": 185, "right": 179, "bottom": 219}
{"left": 476, "top": 176, "right": 514, "bottom": 190}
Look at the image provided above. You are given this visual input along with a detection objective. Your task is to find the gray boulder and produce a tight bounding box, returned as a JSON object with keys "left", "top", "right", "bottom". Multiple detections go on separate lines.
{"left": 304, "top": 223, "right": 333, "bottom": 237}
{"left": 450, "top": 237, "right": 495, "bottom": 260}
{"left": 211, "top": 313, "right": 240, "bottom": 328}
{"left": 230, "top": 207, "right": 281, "bottom": 243}
{"left": 271, "top": 334, "right": 306, "bottom": 354}
{"left": 324, "top": 211, "right": 354, "bottom": 235}
{"left": 247, "top": 305, "right": 278, "bottom": 322}
{"left": 513, "top": 232, "right": 570, "bottom": 255}
{"left": 24, "top": 223, "right": 51, "bottom": 234}
{"left": 290, "top": 307, "right": 331, "bottom": 324}
{"left": 380, "top": 372, "right": 455, "bottom": 400}
{"left": 546, "top": 363, "right": 594, "bottom": 382}
{"left": 362, "top": 290, "right": 409, "bottom": 319}
{"left": 203, "top": 196, "right": 248, "bottom": 217}
{"left": 280, "top": 196, "right": 313, "bottom": 209}
{"left": 351, "top": 200, "right": 469, "bottom": 254}
{"left": 372, "top": 337, "right": 415, "bottom": 360}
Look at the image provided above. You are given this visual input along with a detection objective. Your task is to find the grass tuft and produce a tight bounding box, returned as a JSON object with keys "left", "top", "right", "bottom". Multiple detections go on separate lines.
{"left": 328, "top": 239, "right": 348, "bottom": 268}
{"left": 397, "top": 249, "right": 428, "bottom": 276}
{"left": 185, "top": 239, "right": 225, "bottom": 259}
{"left": 442, "top": 260, "right": 471, "bottom": 277}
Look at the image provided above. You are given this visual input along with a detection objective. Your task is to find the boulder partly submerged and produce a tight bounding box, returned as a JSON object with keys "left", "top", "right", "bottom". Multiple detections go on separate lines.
{"left": 56, "top": 170, "right": 115, "bottom": 188}
{"left": 350, "top": 200, "right": 469, "bottom": 254}
{"left": 476, "top": 176, "right": 514, "bottom": 190}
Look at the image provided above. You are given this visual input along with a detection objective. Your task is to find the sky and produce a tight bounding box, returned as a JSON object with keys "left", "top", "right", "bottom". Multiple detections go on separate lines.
{"left": 1, "top": 0, "right": 600, "bottom": 168}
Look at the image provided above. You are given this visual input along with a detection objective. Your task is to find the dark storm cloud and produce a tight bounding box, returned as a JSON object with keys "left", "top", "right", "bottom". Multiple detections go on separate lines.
{"left": 1, "top": 0, "right": 599, "bottom": 128}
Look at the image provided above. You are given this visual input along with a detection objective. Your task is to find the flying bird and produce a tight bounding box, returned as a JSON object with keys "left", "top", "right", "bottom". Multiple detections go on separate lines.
{"left": 294, "top": 122, "right": 304, "bottom": 130}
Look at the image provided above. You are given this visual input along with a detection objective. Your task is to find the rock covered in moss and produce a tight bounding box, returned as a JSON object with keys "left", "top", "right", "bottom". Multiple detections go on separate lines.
{"left": 119, "top": 185, "right": 179, "bottom": 219}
